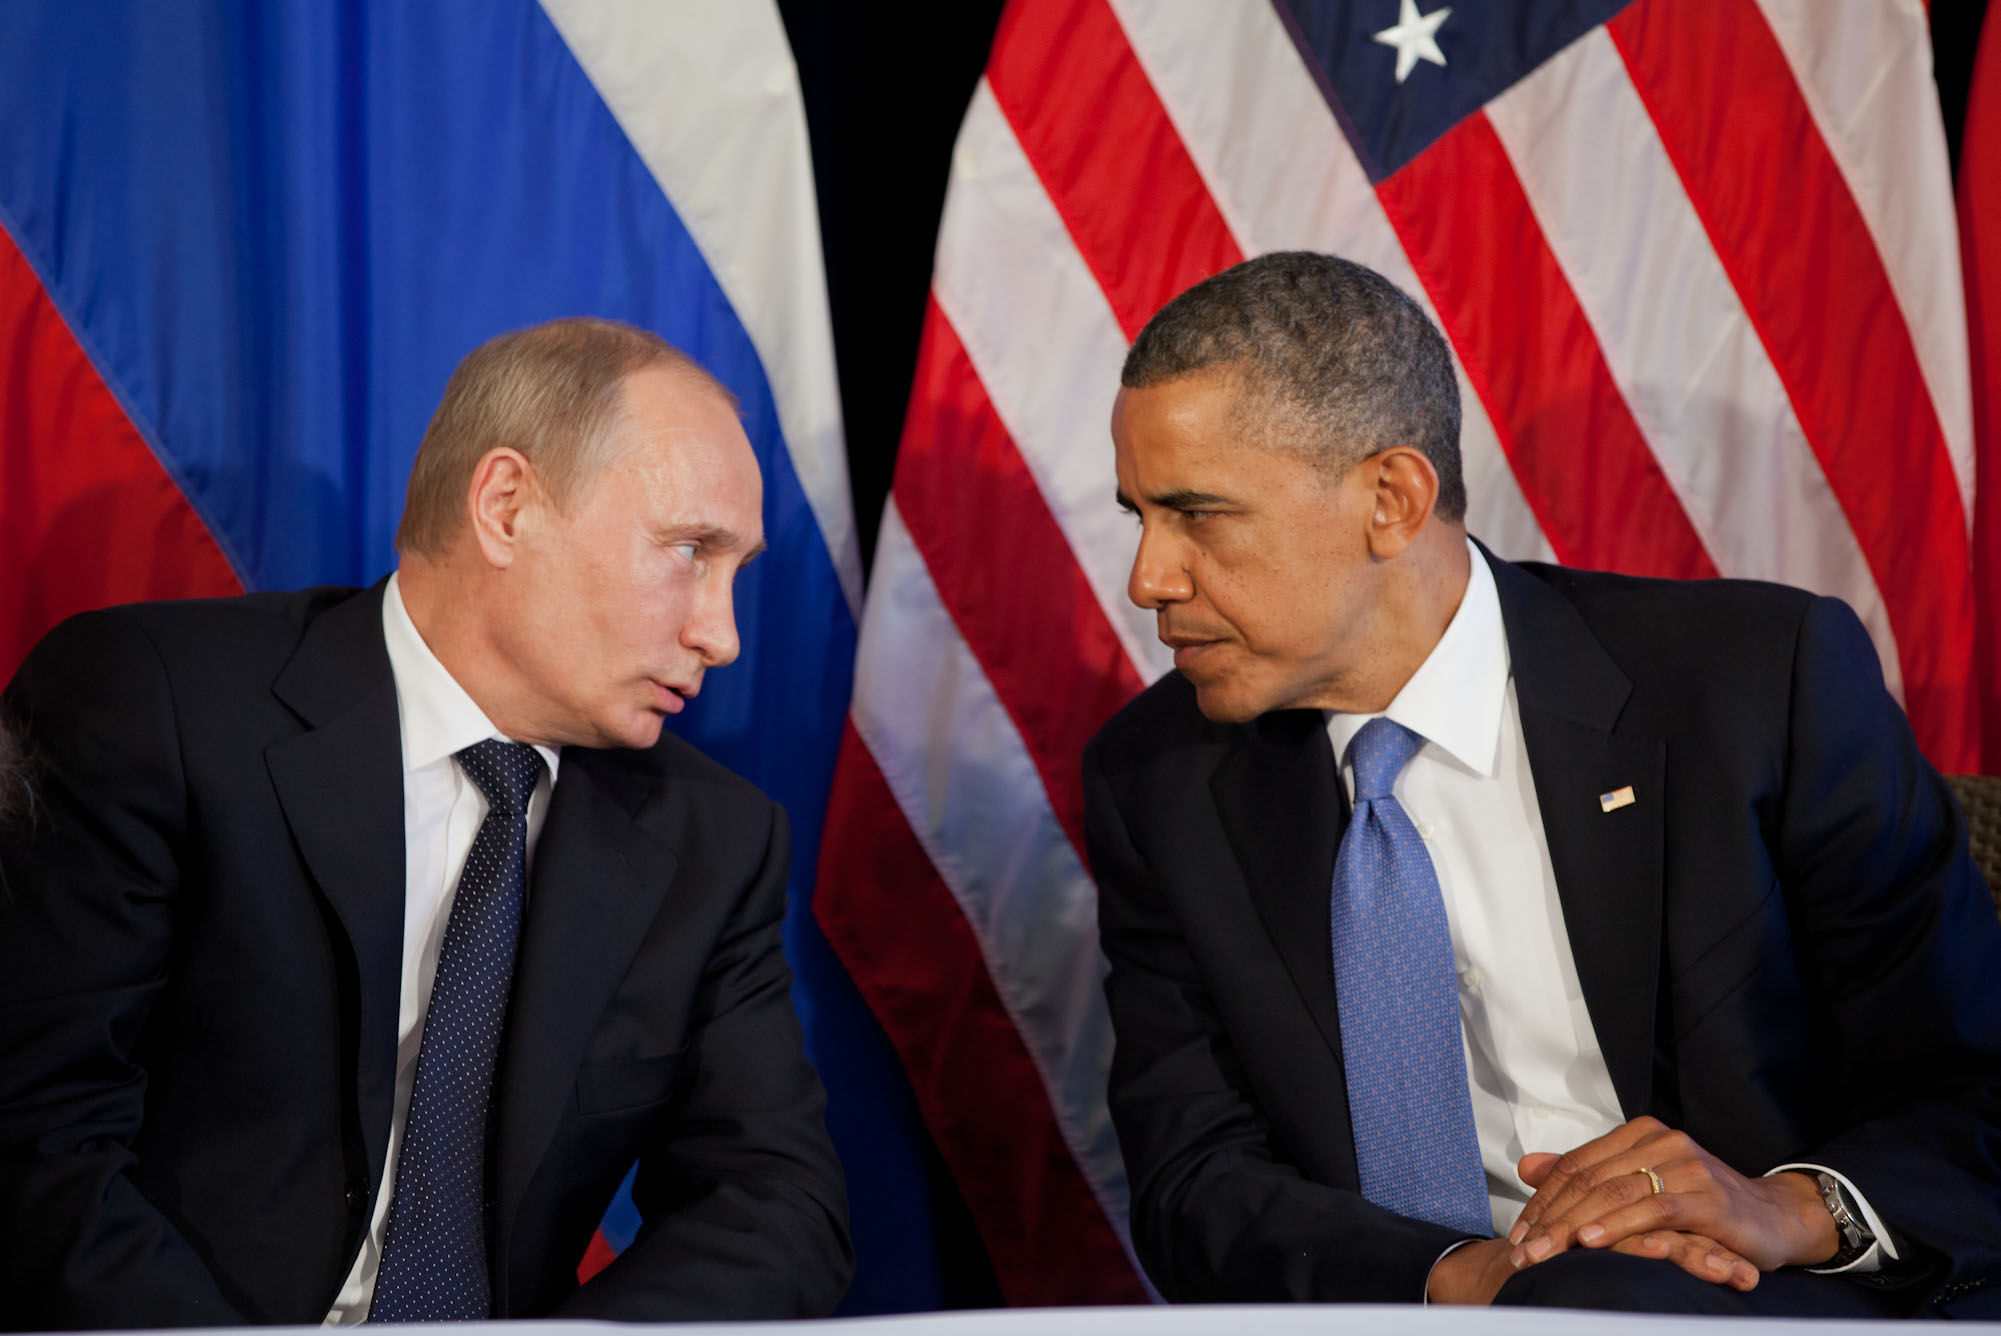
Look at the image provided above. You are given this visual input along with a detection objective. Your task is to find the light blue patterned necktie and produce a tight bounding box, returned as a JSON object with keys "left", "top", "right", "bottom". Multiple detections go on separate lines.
{"left": 370, "top": 739, "right": 544, "bottom": 1321}
{"left": 1329, "top": 717, "right": 1489, "bottom": 1235}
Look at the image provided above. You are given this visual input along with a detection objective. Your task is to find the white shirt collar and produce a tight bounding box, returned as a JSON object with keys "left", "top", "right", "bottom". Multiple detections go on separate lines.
{"left": 382, "top": 572, "right": 561, "bottom": 780}
{"left": 1324, "top": 538, "right": 1509, "bottom": 780}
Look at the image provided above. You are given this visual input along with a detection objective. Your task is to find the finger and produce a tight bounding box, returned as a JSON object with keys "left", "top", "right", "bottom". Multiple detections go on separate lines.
{"left": 1611, "top": 1231, "right": 1759, "bottom": 1292}
{"left": 1512, "top": 1165, "right": 1671, "bottom": 1266}
{"left": 1517, "top": 1152, "right": 1560, "bottom": 1190}
{"left": 1510, "top": 1117, "right": 1666, "bottom": 1244}
{"left": 1512, "top": 1125, "right": 1677, "bottom": 1246}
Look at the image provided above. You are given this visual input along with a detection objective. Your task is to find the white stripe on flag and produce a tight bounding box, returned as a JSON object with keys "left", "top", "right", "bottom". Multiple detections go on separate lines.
{"left": 934, "top": 80, "right": 1172, "bottom": 682}
{"left": 537, "top": 0, "right": 862, "bottom": 611}
{"left": 1485, "top": 27, "right": 1904, "bottom": 701}
{"left": 1754, "top": 0, "right": 1975, "bottom": 525}
{"left": 1107, "top": 0, "right": 1555, "bottom": 566}
{"left": 854, "top": 501, "right": 1137, "bottom": 1264}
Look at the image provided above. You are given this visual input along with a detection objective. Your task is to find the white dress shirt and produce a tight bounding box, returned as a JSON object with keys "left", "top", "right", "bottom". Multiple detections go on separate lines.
{"left": 323, "top": 574, "right": 560, "bottom": 1325}
{"left": 1328, "top": 542, "right": 1893, "bottom": 1276}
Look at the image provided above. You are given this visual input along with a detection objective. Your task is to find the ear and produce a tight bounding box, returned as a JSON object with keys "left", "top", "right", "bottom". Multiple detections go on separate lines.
{"left": 1364, "top": 446, "right": 1440, "bottom": 560}
{"left": 465, "top": 447, "right": 539, "bottom": 569}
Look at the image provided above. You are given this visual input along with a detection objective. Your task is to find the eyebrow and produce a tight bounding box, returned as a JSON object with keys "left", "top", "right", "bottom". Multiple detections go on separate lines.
{"left": 1115, "top": 487, "right": 1236, "bottom": 512}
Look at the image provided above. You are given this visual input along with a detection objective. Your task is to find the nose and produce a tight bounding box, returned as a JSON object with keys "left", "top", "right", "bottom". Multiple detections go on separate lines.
{"left": 1128, "top": 523, "right": 1192, "bottom": 610}
{"left": 684, "top": 574, "right": 742, "bottom": 668}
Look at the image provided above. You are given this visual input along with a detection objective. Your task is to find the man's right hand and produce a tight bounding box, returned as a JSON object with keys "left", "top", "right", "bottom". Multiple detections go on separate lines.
{"left": 1426, "top": 1238, "right": 1521, "bottom": 1304}
{"left": 1426, "top": 1231, "right": 1760, "bottom": 1304}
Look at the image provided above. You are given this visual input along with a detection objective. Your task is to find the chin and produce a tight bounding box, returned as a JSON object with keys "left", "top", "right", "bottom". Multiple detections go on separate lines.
{"left": 600, "top": 713, "right": 669, "bottom": 751}
{"left": 1190, "top": 679, "right": 1265, "bottom": 725}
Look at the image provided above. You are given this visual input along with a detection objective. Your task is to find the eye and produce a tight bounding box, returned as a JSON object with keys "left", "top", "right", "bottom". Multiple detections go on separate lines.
{"left": 668, "top": 541, "right": 699, "bottom": 562}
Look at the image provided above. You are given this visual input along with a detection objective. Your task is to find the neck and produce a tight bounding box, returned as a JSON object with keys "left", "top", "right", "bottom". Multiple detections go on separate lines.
{"left": 1323, "top": 525, "right": 1472, "bottom": 715}
{"left": 396, "top": 554, "right": 550, "bottom": 745}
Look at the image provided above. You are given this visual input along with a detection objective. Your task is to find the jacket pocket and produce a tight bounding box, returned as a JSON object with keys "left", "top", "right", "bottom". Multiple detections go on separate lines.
{"left": 575, "top": 1048, "right": 686, "bottom": 1116}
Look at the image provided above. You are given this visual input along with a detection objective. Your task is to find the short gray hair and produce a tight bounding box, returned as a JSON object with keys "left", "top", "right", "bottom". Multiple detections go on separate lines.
{"left": 1121, "top": 252, "right": 1465, "bottom": 521}
{"left": 396, "top": 317, "right": 732, "bottom": 559}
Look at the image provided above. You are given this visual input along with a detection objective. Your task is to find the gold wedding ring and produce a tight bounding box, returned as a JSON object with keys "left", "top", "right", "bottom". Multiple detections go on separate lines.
{"left": 1636, "top": 1165, "right": 1665, "bottom": 1195}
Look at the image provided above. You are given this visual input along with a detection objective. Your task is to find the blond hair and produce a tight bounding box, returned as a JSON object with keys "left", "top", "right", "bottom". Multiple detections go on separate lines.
{"left": 395, "top": 317, "right": 727, "bottom": 558}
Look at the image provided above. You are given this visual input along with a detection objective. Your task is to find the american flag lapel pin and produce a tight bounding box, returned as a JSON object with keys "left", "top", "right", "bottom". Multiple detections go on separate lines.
{"left": 1599, "top": 785, "right": 1636, "bottom": 813}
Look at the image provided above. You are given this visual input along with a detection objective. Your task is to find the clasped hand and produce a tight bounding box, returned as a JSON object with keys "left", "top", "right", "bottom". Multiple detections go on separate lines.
{"left": 1428, "top": 1116, "right": 1839, "bottom": 1305}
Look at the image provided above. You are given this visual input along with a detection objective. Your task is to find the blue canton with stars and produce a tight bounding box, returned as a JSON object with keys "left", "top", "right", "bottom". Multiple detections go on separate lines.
{"left": 370, "top": 739, "right": 544, "bottom": 1322}
{"left": 1273, "top": 0, "right": 1638, "bottom": 181}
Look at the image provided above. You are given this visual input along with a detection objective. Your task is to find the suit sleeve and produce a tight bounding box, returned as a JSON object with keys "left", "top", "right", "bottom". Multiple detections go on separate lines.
{"left": 0, "top": 612, "right": 248, "bottom": 1329}
{"left": 552, "top": 802, "right": 853, "bottom": 1320}
{"left": 1775, "top": 597, "right": 2001, "bottom": 1311}
{"left": 1086, "top": 738, "right": 1468, "bottom": 1303}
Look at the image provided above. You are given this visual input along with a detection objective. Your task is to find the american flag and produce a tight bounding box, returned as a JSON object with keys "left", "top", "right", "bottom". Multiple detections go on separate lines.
{"left": 815, "top": 0, "right": 1981, "bottom": 1305}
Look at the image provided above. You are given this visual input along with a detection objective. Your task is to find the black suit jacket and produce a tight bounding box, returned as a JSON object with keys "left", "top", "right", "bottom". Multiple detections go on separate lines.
{"left": 1085, "top": 549, "right": 2001, "bottom": 1315}
{"left": 0, "top": 584, "right": 852, "bottom": 1328}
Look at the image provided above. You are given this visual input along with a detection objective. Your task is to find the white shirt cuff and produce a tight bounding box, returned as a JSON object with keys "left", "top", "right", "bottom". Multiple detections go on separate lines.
{"left": 1767, "top": 1162, "right": 1900, "bottom": 1274}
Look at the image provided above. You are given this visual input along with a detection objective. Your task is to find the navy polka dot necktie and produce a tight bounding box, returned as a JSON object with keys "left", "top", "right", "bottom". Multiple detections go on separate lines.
{"left": 1329, "top": 718, "right": 1489, "bottom": 1236}
{"left": 369, "top": 739, "right": 543, "bottom": 1322}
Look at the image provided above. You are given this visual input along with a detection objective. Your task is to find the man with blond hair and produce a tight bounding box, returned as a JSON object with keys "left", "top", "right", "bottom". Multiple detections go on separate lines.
{"left": 0, "top": 318, "right": 852, "bottom": 1327}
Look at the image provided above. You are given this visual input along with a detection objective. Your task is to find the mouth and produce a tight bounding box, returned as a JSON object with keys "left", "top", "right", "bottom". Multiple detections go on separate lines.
{"left": 651, "top": 680, "right": 699, "bottom": 715}
{"left": 1160, "top": 633, "right": 1224, "bottom": 672}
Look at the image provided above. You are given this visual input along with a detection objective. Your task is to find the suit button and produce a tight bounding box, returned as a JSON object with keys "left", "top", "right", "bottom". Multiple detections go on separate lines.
{"left": 345, "top": 1181, "right": 369, "bottom": 1212}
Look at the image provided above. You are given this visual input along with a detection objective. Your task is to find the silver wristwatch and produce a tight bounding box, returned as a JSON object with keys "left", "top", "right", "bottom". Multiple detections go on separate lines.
{"left": 1815, "top": 1171, "right": 1873, "bottom": 1268}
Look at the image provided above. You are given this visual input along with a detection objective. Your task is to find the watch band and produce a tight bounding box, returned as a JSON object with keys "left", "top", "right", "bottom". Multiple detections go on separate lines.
{"left": 1815, "top": 1171, "right": 1873, "bottom": 1268}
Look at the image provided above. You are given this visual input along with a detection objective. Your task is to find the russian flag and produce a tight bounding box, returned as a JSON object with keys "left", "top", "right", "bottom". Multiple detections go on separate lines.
{"left": 0, "top": 0, "right": 938, "bottom": 1312}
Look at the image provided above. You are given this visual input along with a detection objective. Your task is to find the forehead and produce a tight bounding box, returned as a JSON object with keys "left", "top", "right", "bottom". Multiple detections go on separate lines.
{"left": 1112, "top": 370, "right": 1262, "bottom": 475}
{"left": 601, "top": 367, "right": 761, "bottom": 511}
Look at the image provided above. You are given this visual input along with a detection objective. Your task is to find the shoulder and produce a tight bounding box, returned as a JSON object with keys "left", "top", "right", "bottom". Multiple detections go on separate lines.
{"left": 1491, "top": 555, "right": 1890, "bottom": 765}
{"left": 621, "top": 729, "right": 773, "bottom": 802}
{"left": 22, "top": 586, "right": 360, "bottom": 661}
{"left": 1507, "top": 558, "right": 1819, "bottom": 638}
{"left": 8, "top": 587, "right": 367, "bottom": 705}
{"left": 1087, "top": 669, "right": 1243, "bottom": 783}
{"left": 565, "top": 729, "right": 780, "bottom": 835}
{"left": 1498, "top": 557, "right": 1842, "bottom": 686}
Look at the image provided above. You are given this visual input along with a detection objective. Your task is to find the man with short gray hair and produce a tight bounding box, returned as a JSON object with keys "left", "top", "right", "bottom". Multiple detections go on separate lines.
{"left": 0, "top": 317, "right": 852, "bottom": 1327}
{"left": 1088, "top": 252, "right": 2001, "bottom": 1316}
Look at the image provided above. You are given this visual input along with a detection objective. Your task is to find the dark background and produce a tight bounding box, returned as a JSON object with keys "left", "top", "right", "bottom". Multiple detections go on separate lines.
{"left": 769, "top": 0, "right": 1994, "bottom": 1304}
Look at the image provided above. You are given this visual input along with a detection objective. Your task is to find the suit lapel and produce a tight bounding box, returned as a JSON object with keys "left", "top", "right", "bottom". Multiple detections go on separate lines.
{"left": 493, "top": 753, "right": 677, "bottom": 1220}
{"left": 1489, "top": 550, "right": 1665, "bottom": 1119}
{"left": 264, "top": 582, "right": 406, "bottom": 1188}
{"left": 1212, "top": 710, "right": 1350, "bottom": 1079}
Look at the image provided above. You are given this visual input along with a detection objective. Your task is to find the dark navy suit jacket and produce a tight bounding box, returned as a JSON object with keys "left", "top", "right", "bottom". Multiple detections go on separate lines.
{"left": 1085, "top": 548, "right": 2001, "bottom": 1314}
{"left": 0, "top": 584, "right": 852, "bottom": 1328}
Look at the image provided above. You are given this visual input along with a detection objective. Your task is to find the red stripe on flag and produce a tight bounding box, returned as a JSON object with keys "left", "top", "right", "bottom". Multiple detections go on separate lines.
{"left": 575, "top": 1229, "right": 618, "bottom": 1285}
{"left": 813, "top": 724, "right": 1148, "bottom": 1305}
{"left": 1960, "top": 8, "right": 2001, "bottom": 770}
{"left": 1378, "top": 112, "right": 1720, "bottom": 581}
{"left": 894, "top": 298, "right": 1146, "bottom": 855}
{"left": 986, "top": 0, "right": 1242, "bottom": 337}
{"left": 0, "top": 225, "right": 241, "bottom": 679}
{"left": 1609, "top": 0, "right": 1977, "bottom": 767}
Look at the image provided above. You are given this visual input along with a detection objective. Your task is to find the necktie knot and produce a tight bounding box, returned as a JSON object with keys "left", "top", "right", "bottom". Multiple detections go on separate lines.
{"left": 1347, "top": 717, "right": 1423, "bottom": 802}
{"left": 456, "top": 739, "right": 543, "bottom": 818}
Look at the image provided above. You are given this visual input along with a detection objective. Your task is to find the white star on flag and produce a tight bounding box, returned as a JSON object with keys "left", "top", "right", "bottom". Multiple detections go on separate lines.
{"left": 1374, "top": 0, "right": 1451, "bottom": 83}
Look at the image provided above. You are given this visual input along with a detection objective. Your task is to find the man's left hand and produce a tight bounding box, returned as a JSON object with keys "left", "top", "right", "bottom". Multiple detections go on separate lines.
{"left": 1505, "top": 1117, "right": 1838, "bottom": 1274}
